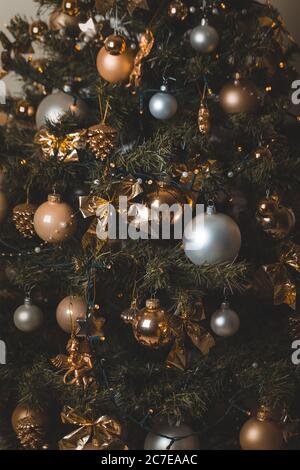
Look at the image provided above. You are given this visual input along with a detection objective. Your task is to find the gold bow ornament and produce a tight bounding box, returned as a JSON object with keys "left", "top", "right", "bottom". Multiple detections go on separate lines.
{"left": 253, "top": 242, "right": 300, "bottom": 310}
{"left": 167, "top": 301, "right": 215, "bottom": 371}
{"left": 59, "top": 406, "right": 128, "bottom": 450}
{"left": 34, "top": 129, "right": 87, "bottom": 163}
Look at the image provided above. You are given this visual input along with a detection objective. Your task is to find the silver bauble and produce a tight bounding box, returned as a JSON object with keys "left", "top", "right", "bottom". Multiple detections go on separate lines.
{"left": 36, "top": 91, "right": 89, "bottom": 129}
{"left": 210, "top": 302, "right": 240, "bottom": 337}
{"left": 183, "top": 205, "right": 241, "bottom": 265}
{"left": 149, "top": 90, "right": 178, "bottom": 120}
{"left": 144, "top": 422, "right": 200, "bottom": 450}
{"left": 13, "top": 297, "right": 43, "bottom": 332}
{"left": 190, "top": 18, "right": 219, "bottom": 54}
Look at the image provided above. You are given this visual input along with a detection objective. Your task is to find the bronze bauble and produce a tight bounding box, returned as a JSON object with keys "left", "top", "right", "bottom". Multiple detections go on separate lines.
{"left": 220, "top": 80, "right": 259, "bottom": 114}
{"left": 96, "top": 46, "right": 134, "bottom": 83}
{"left": 256, "top": 195, "right": 295, "bottom": 240}
{"left": 104, "top": 35, "right": 126, "bottom": 56}
{"left": 240, "top": 415, "right": 283, "bottom": 451}
{"left": 56, "top": 295, "right": 87, "bottom": 333}
{"left": 132, "top": 299, "right": 172, "bottom": 348}
{"left": 49, "top": 10, "right": 80, "bottom": 34}
{"left": 0, "top": 190, "right": 8, "bottom": 222}
{"left": 34, "top": 194, "right": 77, "bottom": 243}
{"left": 11, "top": 404, "right": 49, "bottom": 433}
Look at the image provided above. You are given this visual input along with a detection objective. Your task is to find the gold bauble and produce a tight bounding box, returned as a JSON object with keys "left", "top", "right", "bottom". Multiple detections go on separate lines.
{"left": 49, "top": 9, "right": 80, "bottom": 33}
{"left": 132, "top": 299, "right": 172, "bottom": 348}
{"left": 256, "top": 195, "right": 295, "bottom": 240}
{"left": 239, "top": 408, "right": 283, "bottom": 450}
{"left": 12, "top": 202, "right": 37, "bottom": 239}
{"left": 33, "top": 194, "right": 77, "bottom": 243}
{"left": 0, "top": 190, "right": 8, "bottom": 222}
{"left": 87, "top": 123, "right": 118, "bottom": 161}
{"left": 104, "top": 34, "right": 126, "bottom": 56}
{"left": 168, "top": 1, "right": 188, "bottom": 21}
{"left": 56, "top": 295, "right": 87, "bottom": 333}
{"left": 220, "top": 79, "right": 259, "bottom": 114}
{"left": 96, "top": 46, "right": 134, "bottom": 83}
{"left": 12, "top": 404, "right": 49, "bottom": 433}
{"left": 29, "top": 20, "right": 48, "bottom": 39}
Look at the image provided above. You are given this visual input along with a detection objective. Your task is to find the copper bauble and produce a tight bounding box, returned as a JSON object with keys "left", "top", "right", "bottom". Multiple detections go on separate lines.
{"left": 256, "top": 195, "right": 295, "bottom": 240}
{"left": 0, "top": 190, "right": 8, "bottom": 222}
{"left": 220, "top": 79, "right": 259, "bottom": 113}
{"left": 49, "top": 9, "right": 80, "bottom": 34}
{"left": 12, "top": 404, "right": 49, "bottom": 433}
{"left": 239, "top": 408, "right": 283, "bottom": 450}
{"left": 96, "top": 46, "right": 134, "bottom": 83}
{"left": 56, "top": 295, "right": 87, "bottom": 333}
{"left": 104, "top": 34, "right": 126, "bottom": 55}
{"left": 168, "top": 1, "right": 188, "bottom": 21}
{"left": 132, "top": 299, "right": 172, "bottom": 348}
{"left": 33, "top": 194, "right": 77, "bottom": 243}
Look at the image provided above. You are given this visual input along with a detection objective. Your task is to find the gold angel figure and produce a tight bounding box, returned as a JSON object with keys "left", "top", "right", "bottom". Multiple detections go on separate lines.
{"left": 51, "top": 337, "right": 94, "bottom": 388}
{"left": 127, "top": 29, "right": 154, "bottom": 90}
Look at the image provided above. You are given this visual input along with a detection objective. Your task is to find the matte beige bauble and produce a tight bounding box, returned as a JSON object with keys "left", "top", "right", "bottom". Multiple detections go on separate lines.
{"left": 33, "top": 194, "right": 76, "bottom": 243}
{"left": 220, "top": 79, "right": 259, "bottom": 114}
{"left": 56, "top": 295, "right": 87, "bottom": 333}
{"left": 96, "top": 46, "right": 134, "bottom": 83}
{"left": 239, "top": 407, "right": 283, "bottom": 450}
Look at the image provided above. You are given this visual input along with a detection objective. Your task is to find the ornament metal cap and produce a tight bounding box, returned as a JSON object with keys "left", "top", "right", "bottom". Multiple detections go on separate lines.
{"left": 146, "top": 299, "right": 160, "bottom": 310}
{"left": 256, "top": 405, "right": 271, "bottom": 422}
{"left": 221, "top": 301, "right": 230, "bottom": 310}
{"left": 48, "top": 193, "right": 61, "bottom": 203}
{"left": 206, "top": 203, "right": 216, "bottom": 215}
{"left": 201, "top": 18, "right": 208, "bottom": 26}
{"left": 24, "top": 295, "right": 32, "bottom": 305}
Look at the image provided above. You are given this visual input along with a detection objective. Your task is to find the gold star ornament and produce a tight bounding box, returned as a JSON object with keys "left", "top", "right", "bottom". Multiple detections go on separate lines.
{"left": 127, "top": 0, "right": 149, "bottom": 16}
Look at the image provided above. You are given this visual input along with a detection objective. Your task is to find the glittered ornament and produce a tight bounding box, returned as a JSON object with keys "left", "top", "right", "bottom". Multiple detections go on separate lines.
{"left": 190, "top": 18, "right": 219, "bottom": 54}
{"left": 56, "top": 295, "right": 87, "bottom": 333}
{"left": 144, "top": 422, "right": 200, "bottom": 450}
{"left": 183, "top": 204, "right": 241, "bottom": 266}
{"left": 239, "top": 406, "right": 283, "bottom": 450}
{"left": 12, "top": 404, "right": 49, "bottom": 449}
{"left": 132, "top": 299, "right": 172, "bottom": 348}
{"left": 149, "top": 84, "right": 178, "bottom": 120}
{"left": 104, "top": 34, "right": 126, "bottom": 55}
{"left": 168, "top": 1, "right": 188, "bottom": 21}
{"left": 220, "top": 77, "right": 259, "bottom": 114}
{"left": 16, "top": 100, "right": 35, "bottom": 119}
{"left": 13, "top": 203, "right": 36, "bottom": 239}
{"left": 36, "top": 91, "right": 89, "bottom": 129}
{"left": 49, "top": 9, "right": 80, "bottom": 34}
{"left": 29, "top": 20, "right": 48, "bottom": 39}
{"left": 97, "top": 47, "right": 134, "bottom": 83}
{"left": 33, "top": 194, "right": 77, "bottom": 243}
{"left": 13, "top": 296, "right": 44, "bottom": 332}
{"left": 198, "top": 99, "right": 211, "bottom": 135}
{"left": 87, "top": 123, "right": 118, "bottom": 161}
{"left": 210, "top": 301, "right": 240, "bottom": 337}
{"left": 256, "top": 195, "right": 295, "bottom": 240}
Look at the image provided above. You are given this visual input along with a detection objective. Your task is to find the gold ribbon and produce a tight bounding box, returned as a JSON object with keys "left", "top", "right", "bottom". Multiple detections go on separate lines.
{"left": 35, "top": 129, "right": 86, "bottom": 163}
{"left": 59, "top": 406, "right": 127, "bottom": 450}
{"left": 262, "top": 242, "right": 300, "bottom": 309}
{"left": 167, "top": 301, "right": 215, "bottom": 371}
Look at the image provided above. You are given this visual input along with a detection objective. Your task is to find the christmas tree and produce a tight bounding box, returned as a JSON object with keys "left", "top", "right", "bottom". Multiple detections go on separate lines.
{"left": 0, "top": 0, "right": 300, "bottom": 451}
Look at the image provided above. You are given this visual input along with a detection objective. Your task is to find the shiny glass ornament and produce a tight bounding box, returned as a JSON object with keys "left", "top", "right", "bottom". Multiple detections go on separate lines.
{"left": 16, "top": 100, "right": 35, "bottom": 119}
{"left": 33, "top": 194, "right": 77, "bottom": 243}
{"left": 183, "top": 205, "right": 241, "bottom": 265}
{"left": 62, "top": 0, "right": 80, "bottom": 16}
{"left": 210, "top": 302, "right": 240, "bottom": 337}
{"left": 168, "top": 1, "right": 188, "bottom": 21}
{"left": 190, "top": 18, "right": 219, "bottom": 54}
{"left": 29, "top": 20, "right": 48, "bottom": 39}
{"left": 97, "top": 46, "right": 134, "bottom": 83}
{"left": 13, "top": 296, "right": 44, "bottom": 332}
{"left": 36, "top": 91, "right": 89, "bottom": 129}
{"left": 56, "top": 295, "right": 87, "bottom": 333}
{"left": 132, "top": 299, "right": 172, "bottom": 348}
{"left": 144, "top": 422, "right": 200, "bottom": 450}
{"left": 220, "top": 78, "right": 259, "bottom": 114}
{"left": 256, "top": 195, "right": 295, "bottom": 240}
{"left": 149, "top": 85, "right": 178, "bottom": 120}
{"left": 104, "top": 34, "right": 126, "bottom": 55}
{"left": 239, "top": 407, "right": 283, "bottom": 450}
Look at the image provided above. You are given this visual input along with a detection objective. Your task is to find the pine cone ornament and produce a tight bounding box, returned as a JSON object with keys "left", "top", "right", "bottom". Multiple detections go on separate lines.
{"left": 87, "top": 124, "right": 118, "bottom": 161}
{"left": 12, "top": 203, "right": 37, "bottom": 239}
{"left": 15, "top": 417, "right": 48, "bottom": 450}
